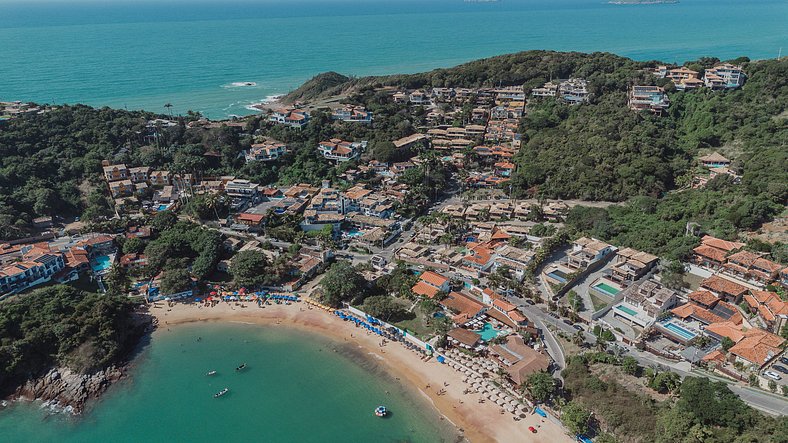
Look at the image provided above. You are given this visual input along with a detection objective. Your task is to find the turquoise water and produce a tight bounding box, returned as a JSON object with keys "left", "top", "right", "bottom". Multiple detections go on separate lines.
{"left": 547, "top": 270, "right": 569, "bottom": 283}
{"left": 615, "top": 305, "right": 638, "bottom": 316}
{"left": 1, "top": 0, "right": 786, "bottom": 118}
{"left": 0, "top": 323, "right": 459, "bottom": 442}
{"left": 661, "top": 321, "right": 696, "bottom": 340}
{"left": 593, "top": 282, "right": 620, "bottom": 296}
{"left": 90, "top": 255, "right": 112, "bottom": 273}
{"left": 474, "top": 322, "right": 500, "bottom": 341}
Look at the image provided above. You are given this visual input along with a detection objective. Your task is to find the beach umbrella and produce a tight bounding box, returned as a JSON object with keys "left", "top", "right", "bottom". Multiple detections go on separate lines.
{"left": 496, "top": 399, "right": 505, "bottom": 406}
{"left": 506, "top": 406, "right": 515, "bottom": 413}
{"left": 505, "top": 395, "right": 513, "bottom": 402}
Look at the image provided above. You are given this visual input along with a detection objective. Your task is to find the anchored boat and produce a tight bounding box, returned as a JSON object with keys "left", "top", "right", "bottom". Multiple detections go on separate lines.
{"left": 375, "top": 405, "right": 387, "bottom": 417}
{"left": 214, "top": 388, "right": 229, "bottom": 398}
{"left": 206, "top": 370, "right": 217, "bottom": 376}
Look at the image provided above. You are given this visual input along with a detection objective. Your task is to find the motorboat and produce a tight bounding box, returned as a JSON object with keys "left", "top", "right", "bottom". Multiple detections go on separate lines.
{"left": 214, "top": 388, "right": 229, "bottom": 398}
{"left": 375, "top": 405, "right": 387, "bottom": 417}
{"left": 206, "top": 370, "right": 217, "bottom": 376}
{"left": 236, "top": 363, "right": 247, "bottom": 371}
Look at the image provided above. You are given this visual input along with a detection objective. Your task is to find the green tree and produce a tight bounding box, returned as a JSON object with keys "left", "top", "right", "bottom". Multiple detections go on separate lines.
{"left": 525, "top": 371, "right": 558, "bottom": 403}
{"left": 159, "top": 268, "right": 192, "bottom": 295}
{"left": 362, "top": 295, "right": 407, "bottom": 322}
{"left": 721, "top": 336, "right": 735, "bottom": 352}
{"left": 228, "top": 250, "right": 269, "bottom": 288}
{"left": 151, "top": 211, "right": 178, "bottom": 232}
{"left": 621, "top": 356, "right": 639, "bottom": 375}
{"left": 561, "top": 401, "right": 591, "bottom": 435}
{"left": 122, "top": 237, "right": 145, "bottom": 254}
{"left": 318, "top": 261, "right": 367, "bottom": 307}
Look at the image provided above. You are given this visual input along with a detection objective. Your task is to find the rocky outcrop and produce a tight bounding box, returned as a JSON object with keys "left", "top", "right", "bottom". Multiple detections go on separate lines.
{"left": 12, "top": 366, "right": 125, "bottom": 414}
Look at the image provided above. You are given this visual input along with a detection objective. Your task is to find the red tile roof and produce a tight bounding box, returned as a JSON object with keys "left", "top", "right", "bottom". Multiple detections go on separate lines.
{"left": 411, "top": 281, "right": 440, "bottom": 298}
{"left": 729, "top": 329, "right": 785, "bottom": 367}
{"left": 420, "top": 271, "right": 449, "bottom": 288}
{"left": 701, "top": 275, "right": 748, "bottom": 297}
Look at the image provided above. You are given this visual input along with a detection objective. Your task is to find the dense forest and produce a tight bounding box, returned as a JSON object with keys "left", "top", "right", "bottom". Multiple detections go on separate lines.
{"left": 0, "top": 286, "right": 145, "bottom": 393}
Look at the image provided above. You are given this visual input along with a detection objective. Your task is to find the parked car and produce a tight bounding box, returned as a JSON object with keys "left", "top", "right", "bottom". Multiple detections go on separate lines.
{"left": 764, "top": 370, "right": 782, "bottom": 381}
{"left": 525, "top": 299, "right": 535, "bottom": 306}
{"left": 572, "top": 324, "right": 583, "bottom": 331}
{"left": 528, "top": 426, "right": 537, "bottom": 433}
{"left": 548, "top": 312, "right": 559, "bottom": 319}
{"left": 780, "top": 356, "right": 788, "bottom": 366}
{"left": 773, "top": 365, "right": 788, "bottom": 374}
{"left": 563, "top": 319, "right": 573, "bottom": 326}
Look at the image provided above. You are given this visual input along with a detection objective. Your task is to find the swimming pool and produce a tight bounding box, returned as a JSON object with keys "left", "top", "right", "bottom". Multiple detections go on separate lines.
{"left": 593, "top": 282, "right": 620, "bottom": 296}
{"left": 615, "top": 305, "right": 638, "bottom": 316}
{"left": 156, "top": 204, "right": 169, "bottom": 211}
{"left": 661, "top": 321, "right": 696, "bottom": 341}
{"left": 474, "top": 323, "right": 501, "bottom": 341}
{"left": 547, "top": 270, "right": 568, "bottom": 283}
{"left": 91, "top": 255, "right": 112, "bottom": 273}
{"left": 345, "top": 228, "right": 364, "bottom": 238}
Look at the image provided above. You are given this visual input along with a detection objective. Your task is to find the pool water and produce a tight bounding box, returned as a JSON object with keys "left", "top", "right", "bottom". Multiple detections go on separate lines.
{"left": 661, "top": 321, "right": 696, "bottom": 341}
{"left": 594, "top": 283, "right": 620, "bottom": 296}
{"left": 474, "top": 322, "right": 500, "bottom": 341}
{"left": 91, "top": 255, "right": 112, "bottom": 272}
{"left": 345, "top": 228, "right": 364, "bottom": 238}
{"left": 156, "top": 204, "right": 169, "bottom": 211}
{"left": 615, "top": 305, "right": 638, "bottom": 316}
{"left": 547, "top": 270, "right": 568, "bottom": 283}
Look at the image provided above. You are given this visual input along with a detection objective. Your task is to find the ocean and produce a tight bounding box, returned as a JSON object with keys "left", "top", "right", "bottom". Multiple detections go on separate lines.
{"left": 0, "top": 323, "right": 460, "bottom": 442}
{"left": 0, "top": 0, "right": 786, "bottom": 118}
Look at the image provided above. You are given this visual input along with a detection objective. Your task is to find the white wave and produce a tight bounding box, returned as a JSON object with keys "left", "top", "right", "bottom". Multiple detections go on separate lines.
{"left": 244, "top": 94, "right": 285, "bottom": 112}
{"left": 221, "top": 82, "right": 258, "bottom": 89}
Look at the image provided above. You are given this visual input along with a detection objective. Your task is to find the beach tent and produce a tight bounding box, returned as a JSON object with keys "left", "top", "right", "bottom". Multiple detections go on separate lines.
{"left": 436, "top": 356, "right": 446, "bottom": 364}
{"left": 534, "top": 407, "right": 547, "bottom": 418}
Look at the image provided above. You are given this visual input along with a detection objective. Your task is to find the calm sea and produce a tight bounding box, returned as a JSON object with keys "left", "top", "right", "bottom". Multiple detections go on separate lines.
{"left": 0, "top": 323, "right": 460, "bottom": 442}
{"left": 0, "top": 0, "right": 786, "bottom": 118}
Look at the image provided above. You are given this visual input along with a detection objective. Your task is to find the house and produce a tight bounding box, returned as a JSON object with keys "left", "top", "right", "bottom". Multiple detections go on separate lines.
{"left": 493, "top": 161, "right": 515, "bottom": 177}
{"left": 317, "top": 139, "right": 366, "bottom": 162}
{"left": 675, "top": 77, "right": 705, "bottom": 90}
{"left": 103, "top": 164, "right": 129, "bottom": 182}
{"left": 491, "top": 245, "right": 534, "bottom": 282}
{"left": 411, "top": 270, "right": 451, "bottom": 298}
{"left": 235, "top": 213, "right": 266, "bottom": 231}
{"left": 269, "top": 108, "right": 310, "bottom": 128}
{"left": 490, "top": 296, "right": 529, "bottom": 328}
{"left": 692, "top": 235, "right": 744, "bottom": 270}
{"left": 440, "top": 291, "right": 487, "bottom": 323}
{"left": 558, "top": 78, "right": 590, "bottom": 104}
{"left": 462, "top": 243, "right": 496, "bottom": 274}
{"left": 700, "top": 275, "right": 749, "bottom": 304}
{"left": 531, "top": 81, "right": 558, "bottom": 97}
{"left": 489, "top": 335, "right": 551, "bottom": 387}
{"left": 108, "top": 179, "right": 135, "bottom": 198}
{"left": 670, "top": 293, "right": 742, "bottom": 326}
{"left": 723, "top": 250, "right": 782, "bottom": 285}
{"left": 32, "top": 217, "right": 53, "bottom": 229}
{"left": 301, "top": 186, "right": 345, "bottom": 232}
{"left": 408, "top": 90, "right": 429, "bottom": 105}
{"left": 128, "top": 166, "right": 151, "bottom": 183}
{"left": 729, "top": 329, "right": 784, "bottom": 369}
{"left": 0, "top": 251, "right": 65, "bottom": 296}
{"left": 609, "top": 248, "right": 659, "bottom": 284}
{"left": 392, "top": 91, "right": 408, "bottom": 104}
{"left": 704, "top": 64, "right": 746, "bottom": 90}
{"left": 699, "top": 152, "right": 731, "bottom": 168}
{"left": 245, "top": 140, "right": 288, "bottom": 162}
{"left": 628, "top": 85, "right": 670, "bottom": 115}
{"left": 744, "top": 290, "right": 788, "bottom": 334}
{"left": 613, "top": 280, "right": 679, "bottom": 328}
{"left": 225, "top": 179, "right": 261, "bottom": 204}
{"left": 566, "top": 237, "right": 614, "bottom": 271}
{"left": 331, "top": 105, "right": 372, "bottom": 123}
{"left": 149, "top": 170, "right": 172, "bottom": 186}
{"left": 119, "top": 252, "right": 147, "bottom": 270}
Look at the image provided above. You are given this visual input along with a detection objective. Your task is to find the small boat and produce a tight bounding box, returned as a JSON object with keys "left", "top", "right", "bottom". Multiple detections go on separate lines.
{"left": 375, "top": 405, "right": 387, "bottom": 417}
{"left": 236, "top": 363, "right": 247, "bottom": 371}
{"left": 206, "top": 370, "right": 217, "bottom": 376}
{"left": 214, "top": 388, "right": 229, "bottom": 398}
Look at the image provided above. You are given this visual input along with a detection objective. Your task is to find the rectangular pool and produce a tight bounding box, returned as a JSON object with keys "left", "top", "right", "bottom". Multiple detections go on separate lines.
{"left": 547, "top": 270, "right": 568, "bottom": 283}
{"left": 593, "top": 283, "right": 620, "bottom": 296}
{"left": 615, "top": 305, "right": 638, "bottom": 316}
{"left": 661, "top": 321, "right": 696, "bottom": 341}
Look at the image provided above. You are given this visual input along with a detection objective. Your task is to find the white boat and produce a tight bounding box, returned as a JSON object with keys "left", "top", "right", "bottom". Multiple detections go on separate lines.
{"left": 214, "top": 388, "right": 229, "bottom": 398}
{"left": 206, "top": 370, "right": 217, "bottom": 376}
{"left": 375, "top": 405, "right": 387, "bottom": 417}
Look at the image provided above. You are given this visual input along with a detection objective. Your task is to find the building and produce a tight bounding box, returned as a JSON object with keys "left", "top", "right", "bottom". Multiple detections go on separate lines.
{"left": 408, "top": 90, "right": 429, "bottom": 105}
{"left": 558, "top": 78, "right": 590, "bottom": 104}
{"left": 698, "top": 152, "right": 731, "bottom": 168}
{"left": 729, "top": 329, "right": 784, "bottom": 369}
{"left": 628, "top": 85, "right": 670, "bottom": 115}
{"left": 245, "top": 140, "right": 288, "bottom": 162}
{"left": 149, "top": 170, "right": 171, "bottom": 186}
{"left": 317, "top": 139, "right": 366, "bottom": 162}
{"left": 108, "top": 179, "right": 135, "bottom": 198}
{"left": 224, "top": 179, "right": 261, "bottom": 206}
{"left": 119, "top": 252, "right": 147, "bottom": 270}
{"left": 704, "top": 64, "right": 746, "bottom": 90}
{"left": 723, "top": 250, "right": 782, "bottom": 286}
{"left": 692, "top": 235, "right": 744, "bottom": 270}
{"left": 566, "top": 237, "right": 615, "bottom": 271}
{"left": 331, "top": 105, "right": 372, "bottom": 123}
{"left": 411, "top": 271, "right": 451, "bottom": 298}
{"left": 447, "top": 327, "right": 482, "bottom": 351}
{"left": 128, "top": 166, "right": 151, "bottom": 183}
{"left": 744, "top": 290, "right": 788, "bottom": 334}
{"left": 440, "top": 291, "right": 487, "bottom": 324}
{"left": 103, "top": 164, "right": 129, "bottom": 182}
{"left": 531, "top": 81, "right": 558, "bottom": 98}
{"left": 609, "top": 248, "right": 659, "bottom": 284}
{"left": 269, "top": 108, "right": 310, "bottom": 128}
{"left": 700, "top": 275, "right": 749, "bottom": 304}
{"left": 489, "top": 335, "right": 551, "bottom": 387}
{"left": 612, "top": 280, "right": 679, "bottom": 328}
{"left": 0, "top": 250, "right": 65, "bottom": 296}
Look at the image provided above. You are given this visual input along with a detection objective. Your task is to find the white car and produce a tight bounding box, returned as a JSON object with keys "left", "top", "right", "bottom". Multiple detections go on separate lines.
{"left": 763, "top": 371, "right": 782, "bottom": 381}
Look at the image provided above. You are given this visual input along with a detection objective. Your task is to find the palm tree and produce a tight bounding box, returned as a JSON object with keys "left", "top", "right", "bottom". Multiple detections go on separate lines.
{"left": 572, "top": 331, "right": 585, "bottom": 347}
{"left": 164, "top": 103, "right": 173, "bottom": 119}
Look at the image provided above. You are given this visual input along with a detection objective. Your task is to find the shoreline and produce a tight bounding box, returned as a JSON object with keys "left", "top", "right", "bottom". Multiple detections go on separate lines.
{"left": 150, "top": 300, "right": 572, "bottom": 443}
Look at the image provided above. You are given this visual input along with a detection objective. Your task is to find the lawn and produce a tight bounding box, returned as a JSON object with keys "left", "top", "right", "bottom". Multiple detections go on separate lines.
{"left": 393, "top": 301, "right": 434, "bottom": 339}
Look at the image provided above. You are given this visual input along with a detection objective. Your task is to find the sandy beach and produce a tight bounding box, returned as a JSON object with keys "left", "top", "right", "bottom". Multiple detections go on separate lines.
{"left": 150, "top": 300, "right": 572, "bottom": 443}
